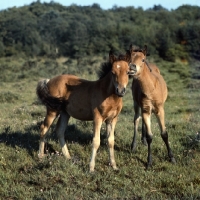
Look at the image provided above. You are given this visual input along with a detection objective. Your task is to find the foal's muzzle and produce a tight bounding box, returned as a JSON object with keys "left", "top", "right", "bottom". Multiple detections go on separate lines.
{"left": 128, "top": 64, "right": 137, "bottom": 75}
{"left": 116, "top": 87, "right": 126, "bottom": 97}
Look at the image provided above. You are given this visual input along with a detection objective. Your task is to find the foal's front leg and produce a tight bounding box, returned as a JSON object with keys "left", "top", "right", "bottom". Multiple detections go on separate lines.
{"left": 131, "top": 102, "right": 140, "bottom": 151}
{"left": 89, "top": 116, "right": 103, "bottom": 172}
{"left": 142, "top": 112, "right": 153, "bottom": 168}
{"left": 106, "top": 117, "right": 118, "bottom": 170}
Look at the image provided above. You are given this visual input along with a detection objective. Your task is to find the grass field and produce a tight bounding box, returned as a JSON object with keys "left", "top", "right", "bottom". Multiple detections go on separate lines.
{"left": 0, "top": 55, "right": 200, "bottom": 199}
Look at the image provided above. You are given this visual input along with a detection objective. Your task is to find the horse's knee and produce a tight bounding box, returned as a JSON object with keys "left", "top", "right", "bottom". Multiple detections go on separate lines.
{"left": 93, "top": 137, "right": 100, "bottom": 149}
{"left": 40, "top": 122, "right": 45, "bottom": 134}
{"left": 161, "top": 131, "right": 168, "bottom": 138}
{"left": 134, "top": 115, "right": 141, "bottom": 127}
{"left": 108, "top": 136, "right": 114, "bottom": 148}
{"left": 40, "top": 122, "right": 44, "bottom": 129}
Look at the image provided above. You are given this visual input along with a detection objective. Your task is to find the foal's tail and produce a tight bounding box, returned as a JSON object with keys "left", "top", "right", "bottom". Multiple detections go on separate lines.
{"left": 36, "top": 79, "right": 64, "bottom": 110}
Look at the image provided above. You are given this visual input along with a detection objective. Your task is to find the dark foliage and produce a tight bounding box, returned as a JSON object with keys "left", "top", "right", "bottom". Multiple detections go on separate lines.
{"left": 0, "top": 2, "right": 200, "bottom": 61}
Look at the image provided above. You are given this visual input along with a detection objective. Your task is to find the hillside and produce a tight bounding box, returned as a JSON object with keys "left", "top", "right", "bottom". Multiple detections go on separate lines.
{"left": 0, "top": 2, "right": 200, "bottom": 62}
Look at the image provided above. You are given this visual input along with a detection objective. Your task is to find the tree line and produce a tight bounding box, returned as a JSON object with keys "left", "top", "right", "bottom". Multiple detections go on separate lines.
{"left": 0, "top": 1, "right": 200, "bottom": 61}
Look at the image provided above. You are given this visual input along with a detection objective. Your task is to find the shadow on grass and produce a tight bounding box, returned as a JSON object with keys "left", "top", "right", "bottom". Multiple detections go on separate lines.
{"left": 0, "top": 125, "right": 40, "bottom": 157}
{"left": 179, "top": 132, "right": 200, "bottom": 152}
{"left": 0, "top": 123, "right": 108, "bottom": 157}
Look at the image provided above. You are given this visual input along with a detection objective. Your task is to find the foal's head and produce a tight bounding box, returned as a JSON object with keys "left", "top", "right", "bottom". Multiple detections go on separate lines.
{"left": 109, "top": 50, "right": 134, "bottom": 97}
{"left": 129, "top": 45, "right": 151, "bottom": 77}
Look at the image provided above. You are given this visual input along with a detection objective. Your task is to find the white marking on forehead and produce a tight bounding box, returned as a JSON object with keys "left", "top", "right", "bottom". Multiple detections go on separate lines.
{"left": 133, "top": 53, "right": 137, "bottom": 58}
{"left": 117, "top": 64, "right": 121, "bottom": 69}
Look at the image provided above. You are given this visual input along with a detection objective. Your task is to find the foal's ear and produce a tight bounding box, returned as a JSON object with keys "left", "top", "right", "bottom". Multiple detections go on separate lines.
{"left": 129, "top": 44, "right": 140, "bottom": 53}
{"left": 109, "top": 50, "right": 117, "bottom": 64}
{"left": 142, "top": 45, "right": 147, "bottom": 56}
{"left": 129, "top": 44, "right": 133, "bottom": 53}
{"left": 125, "top": 50, "right": 131, "bottom": 62}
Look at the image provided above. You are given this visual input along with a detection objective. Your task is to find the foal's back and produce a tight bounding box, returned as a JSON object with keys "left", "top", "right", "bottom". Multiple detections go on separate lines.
{"left": 150, "top": 64, "right": 167, "bottom": 103}
{"left": 47, "top": 74, "right": 90, "bottom": 97}
{"left": 46, "top": 74, "right": 97, "bottom": 121}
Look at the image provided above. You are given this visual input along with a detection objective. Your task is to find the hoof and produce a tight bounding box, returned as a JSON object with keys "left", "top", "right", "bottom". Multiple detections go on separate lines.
{"left": 38, "top": 153, "right": 46, "bottom": 159}
{"left": 146, "top": 156, "right": 152, "bottom": 169}
{"left": 113, "top": 166, "right": 119, "bottom": 171}
{"left": 131, "top": 143, "right": 137, "bottom": 152}
{"left": 66, "top": 155, "right": 72, "bottom": 160}
{"left": 170, "top": 157, "right": 176, "bottom": 164}
{"left": 142, "top": 139, "right": 147, "bottom": 146}
{"left": 89, "top": 164, "right": 95, "bottom": 173}
{"left": 146, "top": 163, "right": 152, "bottom": 170}
{"left": 89, "top": 169, "right": 95, "bottom": 173}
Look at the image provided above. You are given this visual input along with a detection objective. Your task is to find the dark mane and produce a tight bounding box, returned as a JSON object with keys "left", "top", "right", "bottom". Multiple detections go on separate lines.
{"left": 130, "top": 44, "right": 150, "bottom": 56}
{"left": 130, "top": 44, "right": 141, "bottom": 52}
{"left": 97, "top": 61, "right": 112, "bottom": 79}
{"left": 133, "top": 49, "right": 143, "bottom": 52}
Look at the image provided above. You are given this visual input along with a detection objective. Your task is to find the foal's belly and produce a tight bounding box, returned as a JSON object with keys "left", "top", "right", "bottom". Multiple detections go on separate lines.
{"left": 66, "top": 103, "right": 93, "bottom": 121}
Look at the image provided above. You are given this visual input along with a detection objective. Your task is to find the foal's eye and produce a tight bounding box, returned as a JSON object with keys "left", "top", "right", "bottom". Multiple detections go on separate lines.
{"left": 142, "top": 59, "right": 145, "bottom": 62}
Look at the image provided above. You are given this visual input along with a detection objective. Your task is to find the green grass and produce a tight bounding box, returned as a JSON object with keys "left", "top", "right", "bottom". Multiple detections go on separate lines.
{"left": 0, "top": 56, "right": 200, "bottom": 199}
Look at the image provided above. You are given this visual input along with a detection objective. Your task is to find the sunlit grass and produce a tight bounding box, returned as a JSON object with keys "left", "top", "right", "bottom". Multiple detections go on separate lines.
{"left": 0, "top": 56, "right": 199, "bottom": 199}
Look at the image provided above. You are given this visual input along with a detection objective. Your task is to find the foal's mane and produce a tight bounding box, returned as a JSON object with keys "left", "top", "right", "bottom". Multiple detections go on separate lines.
{"left": 130, "top": 45, "right": 142, "bottom": 53}
{"left": 130, "top": 44, "right": 150, "bottom": 56}
{"left": 97, "top": 61, "right": 112, "bottom": 79}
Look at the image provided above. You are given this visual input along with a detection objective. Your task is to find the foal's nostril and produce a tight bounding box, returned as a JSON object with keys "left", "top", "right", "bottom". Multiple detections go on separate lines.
{"left": 130, "top": 64, "right": 136, "bottom": 70}
{"left": 116, "top": 87, "right": 119, "bottom": 93}
{"left": 116, "top": 87, "right": 126, "bottom": 97}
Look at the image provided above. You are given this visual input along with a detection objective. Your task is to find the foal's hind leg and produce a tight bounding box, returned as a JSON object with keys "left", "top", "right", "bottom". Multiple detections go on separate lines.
{"left": 56, "top": 112, "right": 71, "bottom": 159}
{"left": 156, "top": 107, "right": 176, "bottom": 163}
{"left": 38, "top": 109, "right": 58, "bottom": 158}
{"left": 131, "top": 102, "right": 140, "bottom": 152}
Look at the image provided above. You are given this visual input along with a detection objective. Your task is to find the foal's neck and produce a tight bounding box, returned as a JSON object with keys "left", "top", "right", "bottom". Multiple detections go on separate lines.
{"left": 138, "top": 66, "right": 156, "bottom": 95}
{"left": 100, "top": 72, "right": 117, "bottom": 96}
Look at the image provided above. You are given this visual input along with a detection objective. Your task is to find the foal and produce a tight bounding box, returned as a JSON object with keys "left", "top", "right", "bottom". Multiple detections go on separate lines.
{"left": 129, "top": 45, "right": 176, "bottom": 168}
{"left": 36, "top": 51, "right": 133, "bottom": 172}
